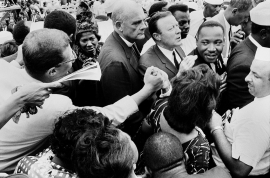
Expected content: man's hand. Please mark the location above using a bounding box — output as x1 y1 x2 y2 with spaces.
17 82 64 107
177 55 197 77
230 30 245 46
144 66 164 93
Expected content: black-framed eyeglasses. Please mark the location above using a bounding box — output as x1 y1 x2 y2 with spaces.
56 50 77 67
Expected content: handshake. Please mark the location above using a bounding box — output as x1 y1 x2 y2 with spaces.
143 66 170 95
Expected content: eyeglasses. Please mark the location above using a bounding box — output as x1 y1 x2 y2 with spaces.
56 50 77 67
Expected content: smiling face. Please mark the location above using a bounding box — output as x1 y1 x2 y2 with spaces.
245 60 270 98
196 26 224 63
79 31 99 57
173 10 190 39
155 15 182 50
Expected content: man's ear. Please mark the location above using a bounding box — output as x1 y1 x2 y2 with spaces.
115 21 123 32
69 33 75 42
144 166 152 176
47 67 57 77
153 32 161 41
260 29 268 40
232 8 238 15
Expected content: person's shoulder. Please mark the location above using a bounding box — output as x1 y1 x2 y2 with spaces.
227 40 255 69
188 167 231 178
42 94 73 113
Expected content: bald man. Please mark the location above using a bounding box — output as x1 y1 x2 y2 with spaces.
97 0 149 137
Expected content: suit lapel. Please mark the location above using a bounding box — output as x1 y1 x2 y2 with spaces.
112 32 139 73
175 46 186 61
154 45 177 75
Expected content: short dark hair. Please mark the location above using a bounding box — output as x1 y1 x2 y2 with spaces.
23 28 70 79
251 22 270 34
44 10 76 37
196 20 225 39
149 11 172 39
168 4 189 15
51 108 107 163
144 132 184 172
148 1 168 17
74 115 134 178
0 40 18 57
12 20 30 45
230 0 253 12
165 64 220 134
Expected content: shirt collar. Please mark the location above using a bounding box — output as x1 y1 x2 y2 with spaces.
119 36 133 47
157 45 174 60
249 35 262 48
223 13 230 32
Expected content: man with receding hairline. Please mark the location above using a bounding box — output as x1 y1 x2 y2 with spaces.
97 0 150 137
209 47 270 177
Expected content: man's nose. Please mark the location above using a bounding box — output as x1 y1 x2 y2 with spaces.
208 43 216 51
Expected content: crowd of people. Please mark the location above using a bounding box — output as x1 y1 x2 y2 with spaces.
0 0 269 178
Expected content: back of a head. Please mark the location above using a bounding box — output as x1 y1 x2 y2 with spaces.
12 20 31 45
229 0 253 12
166 64 220 134
23 28 70 79
74 115 134 178
0 40 18 57
168 4 189 15
144 132 184 172
44 10 76 37
148 1 168 17
51 108 108 162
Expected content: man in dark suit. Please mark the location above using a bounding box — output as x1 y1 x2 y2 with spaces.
226 4 270 110
139 11 193 80
97 0 148 137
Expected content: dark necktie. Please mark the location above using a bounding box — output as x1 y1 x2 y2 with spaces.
132 43 140 59
173 51 179 70
228 25 232 42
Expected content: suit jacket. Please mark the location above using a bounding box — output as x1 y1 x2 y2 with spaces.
97 31 148 137
190 48 226 75
190 48 227 115
226 37 256 109
210 10 230 58
139 44 186 80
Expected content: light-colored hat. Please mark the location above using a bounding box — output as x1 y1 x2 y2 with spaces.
204 0 223 5
254 47 270 62
250 1 270 26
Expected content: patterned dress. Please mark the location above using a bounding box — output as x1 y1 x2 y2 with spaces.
15 148 78 178
145 97 210 174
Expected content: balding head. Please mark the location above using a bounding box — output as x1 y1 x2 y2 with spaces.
144 132 184 172
23 28 70 81
111 0 147 42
